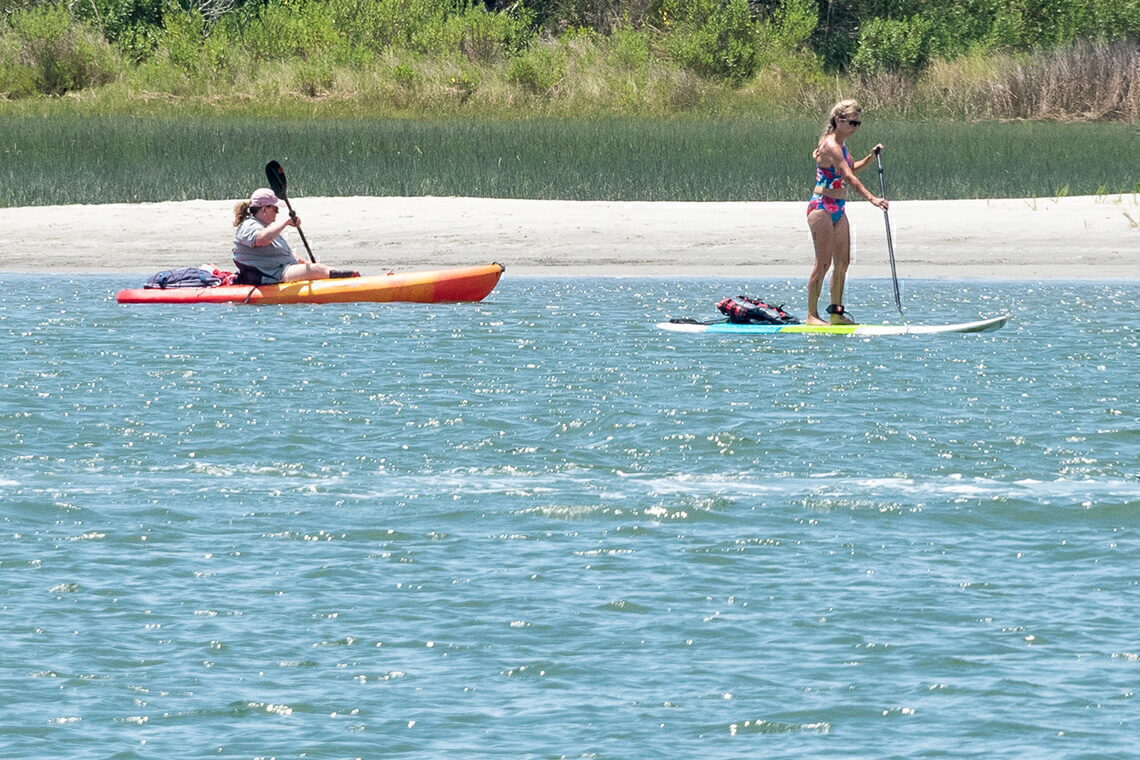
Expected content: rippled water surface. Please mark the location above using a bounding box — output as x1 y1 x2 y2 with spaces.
1 275 1137 759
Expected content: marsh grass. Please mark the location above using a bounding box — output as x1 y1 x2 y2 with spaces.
909 41 1140 122
104 38 1140 122
989 41 1140 121
1 115 1136 208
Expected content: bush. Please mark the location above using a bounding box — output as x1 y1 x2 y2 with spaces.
157 8 231 73
73 0 166 60
0 6 121 96
324 0 451 54
295 59 335 96
661 0 761 83
411 4 533 63
606 25 651 70
850 16 933 75
770 0 816 49
443 66 480 103
0 36 37 97
508 41 567 95
237 0 342 62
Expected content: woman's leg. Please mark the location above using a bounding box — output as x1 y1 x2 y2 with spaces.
827 215 855 324
807 209 836 325
281 262 333 282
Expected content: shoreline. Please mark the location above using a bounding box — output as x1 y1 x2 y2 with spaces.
1 195 1135 278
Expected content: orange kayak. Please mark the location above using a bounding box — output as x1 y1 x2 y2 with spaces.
117 263 504 305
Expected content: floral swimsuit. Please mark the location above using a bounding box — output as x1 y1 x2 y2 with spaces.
807 143 853 224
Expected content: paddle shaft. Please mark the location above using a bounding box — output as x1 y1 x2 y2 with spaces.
281 196 316 263
874 147 905 322
265 161 316 263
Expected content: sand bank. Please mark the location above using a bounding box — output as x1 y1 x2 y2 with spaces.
1 195 1135 278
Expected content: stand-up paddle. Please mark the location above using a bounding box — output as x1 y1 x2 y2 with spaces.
874 146 905 323
265 160 316 263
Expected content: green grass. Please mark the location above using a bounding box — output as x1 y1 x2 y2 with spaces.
1 114 1136 207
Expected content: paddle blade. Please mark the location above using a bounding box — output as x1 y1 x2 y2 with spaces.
265 160 287 198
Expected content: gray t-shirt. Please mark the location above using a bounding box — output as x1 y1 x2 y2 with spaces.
233 217 295 282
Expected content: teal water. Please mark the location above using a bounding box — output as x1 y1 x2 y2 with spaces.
1 275 1137 759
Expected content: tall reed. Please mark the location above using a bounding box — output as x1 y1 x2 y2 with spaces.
990 40 1140 121
0 115 1134 208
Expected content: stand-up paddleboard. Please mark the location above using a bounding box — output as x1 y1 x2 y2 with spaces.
657 315 1009 336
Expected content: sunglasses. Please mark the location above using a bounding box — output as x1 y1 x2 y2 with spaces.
841 118 862 127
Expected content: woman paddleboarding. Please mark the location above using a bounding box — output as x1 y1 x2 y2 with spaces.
806 99 889 325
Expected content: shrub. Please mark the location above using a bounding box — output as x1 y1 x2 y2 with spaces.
392 61 420 90
508 41 567 95
661 0 761 83
444 67 480 103
324 0 451 54
411 4 533 63
157 8 232 73
73 0 166 60
770 0 816 49
295 59 335 96
526 0 657 33
0 6 121 96
238 0 342 63
0 36 37 97
606 25 651 70
850 16 933 75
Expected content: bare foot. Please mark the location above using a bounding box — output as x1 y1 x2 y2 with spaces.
829 313 857 325
807 314 829 325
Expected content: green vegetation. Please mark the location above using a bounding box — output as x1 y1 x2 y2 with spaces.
0 0 1137 120
1 2 1136 208
1 114 1135 207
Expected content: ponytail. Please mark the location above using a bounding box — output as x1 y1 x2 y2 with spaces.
233 201 252 227
820 98 862 141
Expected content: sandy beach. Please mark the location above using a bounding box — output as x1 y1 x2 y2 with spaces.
1 195 1135 278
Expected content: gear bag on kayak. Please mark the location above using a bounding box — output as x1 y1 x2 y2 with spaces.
144 267 223 289
716 295 800 324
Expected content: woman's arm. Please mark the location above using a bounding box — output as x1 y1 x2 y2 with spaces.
252 214 299 246
835 147 888 210
851 143 885 173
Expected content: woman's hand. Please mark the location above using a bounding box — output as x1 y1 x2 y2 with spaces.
871 195 889 211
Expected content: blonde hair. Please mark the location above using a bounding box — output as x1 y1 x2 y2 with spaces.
233 200 253 227
821 99 863 139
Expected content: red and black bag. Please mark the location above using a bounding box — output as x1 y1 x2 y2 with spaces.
716 295 799 324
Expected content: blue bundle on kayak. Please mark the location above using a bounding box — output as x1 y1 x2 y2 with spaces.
144 267 222 289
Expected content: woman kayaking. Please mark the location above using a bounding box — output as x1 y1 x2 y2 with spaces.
232 188 357 285
806 99 889 325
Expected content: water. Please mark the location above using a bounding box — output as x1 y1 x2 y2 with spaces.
1 275 1137 759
